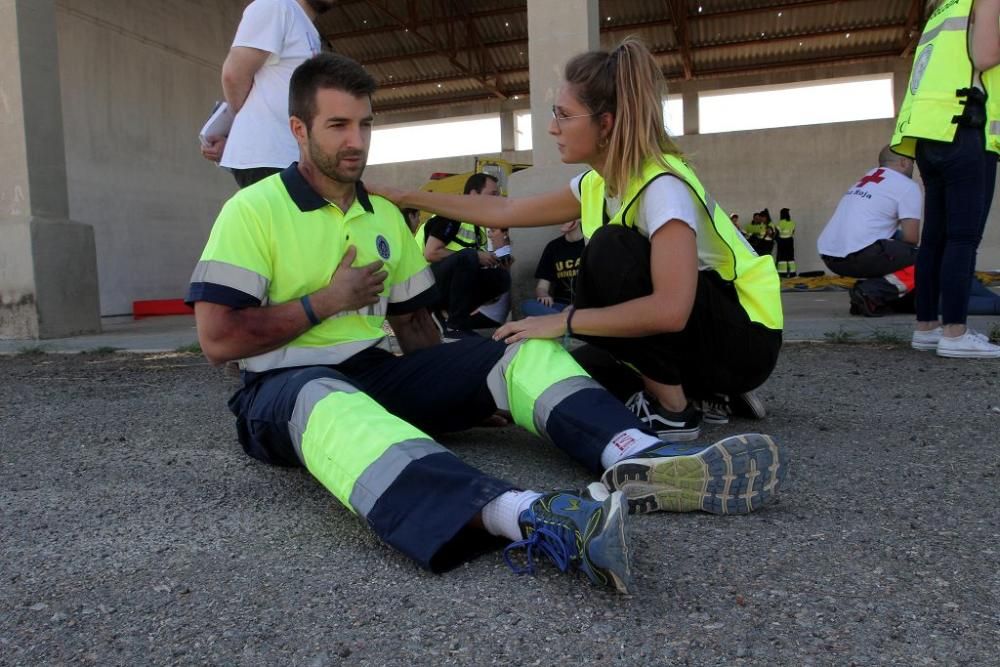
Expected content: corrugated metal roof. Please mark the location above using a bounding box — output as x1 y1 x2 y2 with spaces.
318 0 920 116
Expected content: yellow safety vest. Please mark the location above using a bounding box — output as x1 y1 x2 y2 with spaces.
578 156 783 331
445 221 487 253
777 219 796 239
891 0 1000 156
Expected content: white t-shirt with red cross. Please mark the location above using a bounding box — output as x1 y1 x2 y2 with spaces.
817 166 923 258
221 0 321 170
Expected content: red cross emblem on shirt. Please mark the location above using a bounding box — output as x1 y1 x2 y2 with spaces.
856 168 886 188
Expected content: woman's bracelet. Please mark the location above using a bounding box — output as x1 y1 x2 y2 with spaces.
565 305 577 337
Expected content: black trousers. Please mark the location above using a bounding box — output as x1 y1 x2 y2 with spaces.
570 226 782 401
821 239 917 278
231 166 282 189
776 237 795 263
749 237 774 257
429 248 510 329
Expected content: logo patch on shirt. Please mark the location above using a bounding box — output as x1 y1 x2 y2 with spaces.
375 235 391 260
910 44 933 95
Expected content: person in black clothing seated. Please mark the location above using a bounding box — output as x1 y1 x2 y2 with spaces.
401 207 421 235
422 173 511 334
521 219 585 317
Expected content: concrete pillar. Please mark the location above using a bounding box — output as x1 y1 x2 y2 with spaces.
893 60 912 115
0 0 100 339
499 109 516 161
506 0 599 314
682 88 699 135
525 0 599 167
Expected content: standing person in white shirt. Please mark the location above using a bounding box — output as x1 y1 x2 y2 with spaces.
200 0 333 188
817 146 923 316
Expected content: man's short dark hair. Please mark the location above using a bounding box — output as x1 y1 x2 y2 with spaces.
289 53 377 128
463 173 499 195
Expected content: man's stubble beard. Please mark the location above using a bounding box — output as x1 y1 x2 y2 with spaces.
307 134 367 184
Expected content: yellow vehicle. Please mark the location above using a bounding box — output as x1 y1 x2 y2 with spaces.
414 158 531 228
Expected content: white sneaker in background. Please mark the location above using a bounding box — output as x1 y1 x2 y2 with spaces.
936 329 1000 359
911 327 942 351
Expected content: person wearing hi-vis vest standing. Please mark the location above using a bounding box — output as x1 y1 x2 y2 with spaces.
369 38 784 450
892 0 1000 358
775 208 797 277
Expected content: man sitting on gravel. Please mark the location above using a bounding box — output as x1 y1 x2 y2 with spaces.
186 52 788 595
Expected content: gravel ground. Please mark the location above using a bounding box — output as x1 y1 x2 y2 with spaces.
2 344 998 666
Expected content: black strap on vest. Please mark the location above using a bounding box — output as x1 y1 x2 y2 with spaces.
614 173 675 229
584 169 675 229
953 87 986 128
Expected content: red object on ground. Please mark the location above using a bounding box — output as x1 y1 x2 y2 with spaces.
132 299 193 319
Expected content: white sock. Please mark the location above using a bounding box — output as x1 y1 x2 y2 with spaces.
482 490 542 542
600 428 661 469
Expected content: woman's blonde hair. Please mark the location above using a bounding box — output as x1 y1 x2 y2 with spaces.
563 37 681 197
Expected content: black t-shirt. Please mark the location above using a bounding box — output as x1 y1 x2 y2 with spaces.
423 216 486 250
535 236 584 304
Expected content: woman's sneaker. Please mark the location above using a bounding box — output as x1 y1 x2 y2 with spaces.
911 327 942 351
936 329 1000 358
624 391 702 441
694 390 766 424
731 390 767 420
503 489 633 594
695 395 731 424
601 433 787 515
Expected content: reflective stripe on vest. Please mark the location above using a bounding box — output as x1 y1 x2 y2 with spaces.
240 335 391 373
579 156 783 331
891 0 1000 156
445 222 486 252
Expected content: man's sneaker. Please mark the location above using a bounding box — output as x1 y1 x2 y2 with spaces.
503 489 633 594
601 433 787 515
624 391 702 441
936 329 1000 359
441 327 481 343
911 327 942 351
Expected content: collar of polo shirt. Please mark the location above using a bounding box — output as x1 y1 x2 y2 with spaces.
279 162 375 215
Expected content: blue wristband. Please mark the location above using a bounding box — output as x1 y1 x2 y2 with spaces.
300 295 321 326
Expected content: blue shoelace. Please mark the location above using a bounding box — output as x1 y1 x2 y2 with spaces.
502 524 571 575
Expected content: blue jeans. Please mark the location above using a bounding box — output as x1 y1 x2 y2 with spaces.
915 125 998 324
968 277 1000 315
520 299 570 317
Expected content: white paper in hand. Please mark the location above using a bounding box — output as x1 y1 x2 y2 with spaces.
199 101 235 147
